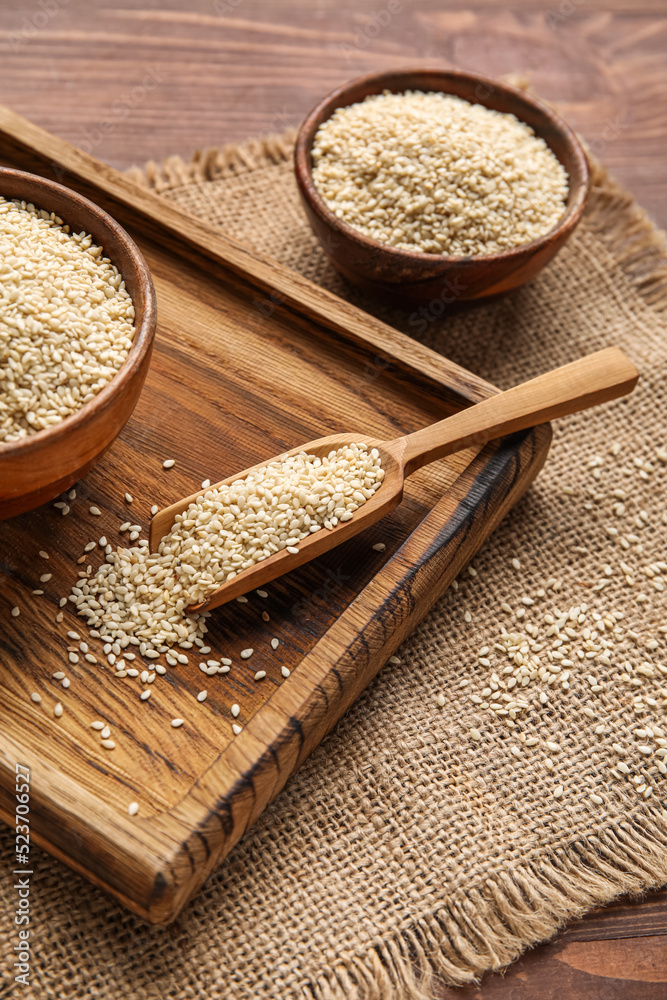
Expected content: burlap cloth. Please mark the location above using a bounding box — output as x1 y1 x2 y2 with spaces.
2 117 667 999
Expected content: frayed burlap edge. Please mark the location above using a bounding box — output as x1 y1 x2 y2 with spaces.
304 815 667 998
124 135 667 996
125 127 298 193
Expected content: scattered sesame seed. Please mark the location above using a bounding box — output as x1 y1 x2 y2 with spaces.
197 691 207 702
101 740 115 750
201 479 211 489
286 545 299 554
389 655 401 665
54 702 63 718
140 690 151 701
163 459 175 469
231 704 240 718
11 606 20 617
271 638 279 650
372 542 386 552
128 802 139 816
436 693 445 707
281 666 290 678
30 692 41 703
124 493 133 503
171 718 184 728
150 505 159 515
89 506 101 516
232 723 242 735
240 648 254 659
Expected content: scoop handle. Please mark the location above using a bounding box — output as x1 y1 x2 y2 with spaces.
400 347 639 476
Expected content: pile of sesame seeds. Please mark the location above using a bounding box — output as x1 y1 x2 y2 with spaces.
311 90 568 257
438 442 667 815
69 443 383 655
0 196 135 442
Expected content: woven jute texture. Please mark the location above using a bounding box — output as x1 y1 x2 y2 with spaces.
3 124 667 1000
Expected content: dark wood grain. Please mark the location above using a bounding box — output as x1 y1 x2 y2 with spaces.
0 0 664 987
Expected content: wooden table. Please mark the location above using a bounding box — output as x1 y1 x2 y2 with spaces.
1 1 665 994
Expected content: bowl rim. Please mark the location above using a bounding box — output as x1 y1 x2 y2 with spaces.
0 166 156 457
294 67 591 266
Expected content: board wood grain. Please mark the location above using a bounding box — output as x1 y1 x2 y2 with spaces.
0 106 551 922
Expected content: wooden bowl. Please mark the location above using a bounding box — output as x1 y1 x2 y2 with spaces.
294 69 591 307
0 167 157 518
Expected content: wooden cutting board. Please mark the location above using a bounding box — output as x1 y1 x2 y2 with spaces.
0 106 551 923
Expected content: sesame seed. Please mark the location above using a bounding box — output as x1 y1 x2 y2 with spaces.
372 542 386 552
30 692 41 703
171 718 184 728
389 655 401 665
469 727 482 741
128 802 139 816
124 493 133 503
100 726 111 739
511 558 521 570
590 793 603 805
163 459 175 469
553 785 564 798
232 723 242 735
240 648 254 659
257 590 268 598
236 595 248 603
61 678 70 688
11 606 20 617
281 666 290 678
39 551 49 560
197 691 207 702
140 690 151 701
91 721 105 730
271 638 279 650
89 506 101 516
254 670 266 680
201 480 211 489
231 704 240 718
286 545 299 554
436 693 445 707
101 740 115 750
54 702 63 718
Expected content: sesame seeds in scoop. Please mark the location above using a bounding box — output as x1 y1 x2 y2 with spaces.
70 443 383 656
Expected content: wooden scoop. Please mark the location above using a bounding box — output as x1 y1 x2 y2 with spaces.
150 347 638 613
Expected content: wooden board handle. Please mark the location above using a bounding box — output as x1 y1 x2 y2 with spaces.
401 347 639 476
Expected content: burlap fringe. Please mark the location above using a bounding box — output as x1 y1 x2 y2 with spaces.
125 127 297 193
126 115 667 999
302 815 667 999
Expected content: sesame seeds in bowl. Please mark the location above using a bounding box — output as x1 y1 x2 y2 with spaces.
294 69 590 306
0 167 156 519
0 196 136 443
